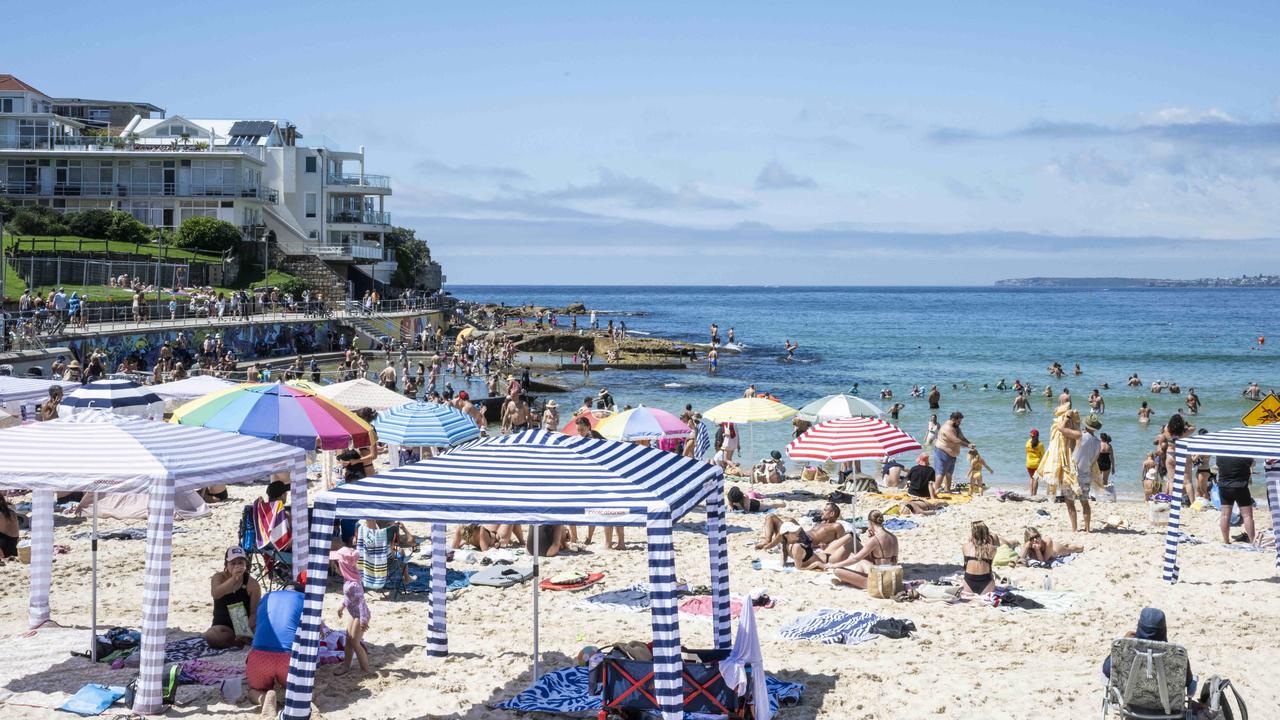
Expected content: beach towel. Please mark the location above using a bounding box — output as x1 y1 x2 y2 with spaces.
579 584 651 613
178 659 246 686
540 572 604 591
679 595 744 619
882 518 918 532
864 491 972 505
253 498 291 552
493 666 804 716
401 565 475 594
995 589 1076 615
777 609 881 645
357 525 393 590
1026 553 1079 569
71 527 188 541
752 557 797 573
162 636 236 664
59 684 125 716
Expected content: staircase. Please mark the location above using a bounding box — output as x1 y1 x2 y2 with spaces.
345 308 403 347
277 253 349 304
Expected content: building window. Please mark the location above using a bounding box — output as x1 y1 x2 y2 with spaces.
304 156 317 173
305 193 317 218
308 230 318 239
0 98 13 113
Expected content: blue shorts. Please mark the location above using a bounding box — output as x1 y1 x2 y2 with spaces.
932 448 957 476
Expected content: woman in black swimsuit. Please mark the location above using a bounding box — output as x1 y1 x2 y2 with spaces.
961 521 1001 595
726 486 785 514
205 547 261 649
778 522 827 570
826 510 900 589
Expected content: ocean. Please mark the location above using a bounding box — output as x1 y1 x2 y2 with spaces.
447 285 1279 496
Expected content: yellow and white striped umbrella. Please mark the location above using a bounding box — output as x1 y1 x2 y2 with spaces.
702 396 797 424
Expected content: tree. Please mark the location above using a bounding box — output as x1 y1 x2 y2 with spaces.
0 198 15 225
385 225 430 288
9 206 68 236
175 216 241 253
106 210 150 245
66 209 115 239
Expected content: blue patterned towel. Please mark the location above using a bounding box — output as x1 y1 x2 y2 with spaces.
883 518 918 531
1027 552 1079 569
494 666 804 715
578 584 651 613
777 609 881 645
402 565 475 594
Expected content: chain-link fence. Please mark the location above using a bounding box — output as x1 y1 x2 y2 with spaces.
12 256 196 289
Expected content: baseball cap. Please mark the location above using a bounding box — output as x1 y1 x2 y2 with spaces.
225 546 247 562
1030 428 1039 437
458 390 469 400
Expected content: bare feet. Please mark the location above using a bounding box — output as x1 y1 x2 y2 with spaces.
333 665 351 676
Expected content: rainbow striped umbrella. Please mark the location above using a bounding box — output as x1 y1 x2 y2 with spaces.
170 382 374 450
595 407 693 441
786 416 922 462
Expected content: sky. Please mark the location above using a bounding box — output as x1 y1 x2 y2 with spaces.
8 2 1280 284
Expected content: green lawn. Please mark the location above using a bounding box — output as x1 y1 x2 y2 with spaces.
2 233 224 262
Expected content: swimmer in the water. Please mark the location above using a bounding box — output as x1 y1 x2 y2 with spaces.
1012 394 1031 413
784 340 797 361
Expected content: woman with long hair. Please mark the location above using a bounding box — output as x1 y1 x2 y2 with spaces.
825 510 899 589
961 521 1002 596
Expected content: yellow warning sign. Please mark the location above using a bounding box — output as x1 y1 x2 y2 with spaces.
1242 393 1280 426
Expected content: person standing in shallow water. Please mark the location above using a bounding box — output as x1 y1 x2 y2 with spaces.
927 385 940 410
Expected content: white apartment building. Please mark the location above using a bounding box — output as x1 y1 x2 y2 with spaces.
1 75 406 290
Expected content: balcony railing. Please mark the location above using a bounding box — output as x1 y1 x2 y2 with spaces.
0 180 273 200
0 134 265 160
325 172 391 189
308 240 384 260
326 210 390 225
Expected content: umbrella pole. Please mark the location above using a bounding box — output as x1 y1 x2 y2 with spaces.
90 493 98 662
532 525 540 681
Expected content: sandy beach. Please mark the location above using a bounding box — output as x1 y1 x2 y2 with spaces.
2 472 1275 720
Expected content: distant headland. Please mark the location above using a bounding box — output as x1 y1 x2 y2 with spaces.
994 274 1280 288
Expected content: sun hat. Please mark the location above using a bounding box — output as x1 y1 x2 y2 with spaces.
225 547 247 562
1085 414 1103 430
546 400 558 408
770 450 782 460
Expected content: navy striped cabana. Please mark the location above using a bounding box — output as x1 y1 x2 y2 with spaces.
1163 424 1280 583
282 429 730 720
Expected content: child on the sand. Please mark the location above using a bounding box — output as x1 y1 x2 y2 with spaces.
966 447 994 496
331 536 370 675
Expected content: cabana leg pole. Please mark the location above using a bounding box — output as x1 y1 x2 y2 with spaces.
132 480 176 714
706 477 732 649
1266 460 1280 571
1160 447 1189 584
426 523 448 656
90 495 98 662
532 524 540 681
646 510 682 720
28 490 54 629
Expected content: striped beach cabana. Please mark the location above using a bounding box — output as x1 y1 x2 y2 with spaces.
0 375 78 415
0 410 309 714
283 429 729 720
1162 424 1280 583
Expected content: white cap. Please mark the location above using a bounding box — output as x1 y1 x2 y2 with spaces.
778 521 803 535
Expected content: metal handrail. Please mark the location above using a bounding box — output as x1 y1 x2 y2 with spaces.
326 210 391 225
0 134 266 159
0 180 268 199
325 173 391 189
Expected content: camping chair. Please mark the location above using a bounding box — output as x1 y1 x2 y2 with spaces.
358 523 420 600
238 503 294 592
1101 638 1192 720
591 648 754 720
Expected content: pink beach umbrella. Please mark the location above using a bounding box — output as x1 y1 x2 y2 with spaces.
786 416 922 462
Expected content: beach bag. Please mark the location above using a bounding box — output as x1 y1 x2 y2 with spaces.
1194 676 1247 720
867 565 904 599
828 490 854 504
60 684 126 716
869 618 915 639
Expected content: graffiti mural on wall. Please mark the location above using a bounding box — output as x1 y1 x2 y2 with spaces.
67 320 344 370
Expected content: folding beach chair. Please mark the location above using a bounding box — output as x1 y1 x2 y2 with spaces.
1101 638 1192 720
238 503 293 592
358 523 419 600
591 648 754 720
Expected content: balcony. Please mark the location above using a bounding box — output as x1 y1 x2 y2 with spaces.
0 134 265 161
327 210 390 225
0 180 273 200
308 239 383 261
325 172 391 190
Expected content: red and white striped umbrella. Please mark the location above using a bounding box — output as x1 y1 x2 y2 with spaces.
785 416 922 462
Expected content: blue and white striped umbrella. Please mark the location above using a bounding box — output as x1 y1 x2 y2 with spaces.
372 401 481 447
58 377 164 419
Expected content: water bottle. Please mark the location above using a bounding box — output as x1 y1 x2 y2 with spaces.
1042 574 1053 591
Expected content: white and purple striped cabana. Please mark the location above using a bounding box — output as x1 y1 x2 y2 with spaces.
0 375 78 415
283 429 729 720
1163 424 1280 583
0 410 309 715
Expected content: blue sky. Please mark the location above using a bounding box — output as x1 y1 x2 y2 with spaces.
8 2 1280 283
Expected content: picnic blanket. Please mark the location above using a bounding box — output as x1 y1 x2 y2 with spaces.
493 666 804 715
402 566 475 594
777 609 881 645
163 636 236 664
679 595 744 619
579 584 651 613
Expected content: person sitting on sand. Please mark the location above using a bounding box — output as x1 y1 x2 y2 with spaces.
242 575 305 716
726 485 785 513
825 510 899 589
755 503 846 551
960 521 1009 596
206 547 261 649
452 523 523 551
753 450 786 483
776 521 831 570
526 524 573 556
905 452 938 500
1020 526 1083 565
331 535 370 676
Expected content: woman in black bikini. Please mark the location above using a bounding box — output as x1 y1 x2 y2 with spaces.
777 521 828 570
825 510 899 589
961 521 1002 596
726 486 785 514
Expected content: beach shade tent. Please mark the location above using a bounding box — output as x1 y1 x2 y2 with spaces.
1162 424 1280 583
595 406 694 442
372 401 482 467
285 379 324 394
785 416 923 462
703 396 798 464
317 377 413 413
149 374 237 411
58 377 165 419
795 393 883 423
170 381 374 451
0 376 78 415
281 429 730 720
0 410 309 714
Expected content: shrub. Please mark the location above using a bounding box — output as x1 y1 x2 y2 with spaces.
176 216 241 253
0 198 15 224
65 209 115 239
277 276 311 297
106 211 151 245
9 206 68 236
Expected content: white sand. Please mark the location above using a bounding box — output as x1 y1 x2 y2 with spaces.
1 478 1275 719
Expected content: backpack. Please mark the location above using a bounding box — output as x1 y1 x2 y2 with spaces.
1194 676 1247 720
869 618 916 639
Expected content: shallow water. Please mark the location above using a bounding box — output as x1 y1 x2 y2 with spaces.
450 285 1279 494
